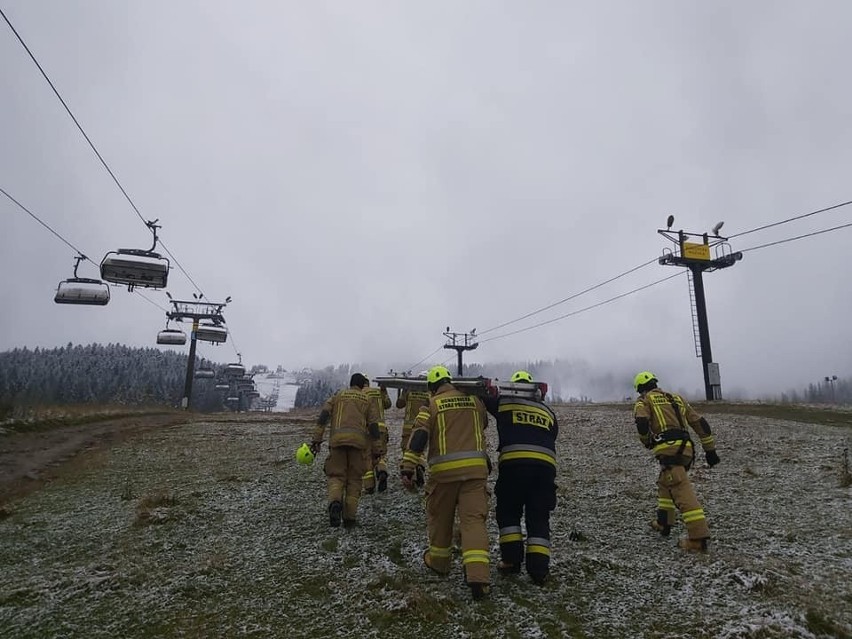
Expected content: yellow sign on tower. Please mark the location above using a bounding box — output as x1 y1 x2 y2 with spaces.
682 242 711 261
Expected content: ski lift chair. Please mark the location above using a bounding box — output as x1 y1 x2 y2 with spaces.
157 327 187 345
195 323 228 344
195 369 215 379
54 256 110 306
215 383 230 391
225 363 245 377
100 220 170 290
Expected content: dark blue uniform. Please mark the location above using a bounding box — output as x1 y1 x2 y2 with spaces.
484 395 558 583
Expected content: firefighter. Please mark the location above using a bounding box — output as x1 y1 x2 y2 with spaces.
362 378 392 494
483 370 558 586
401 365 492 600
396 383 431 486
633 371 720 551
311 373 380 528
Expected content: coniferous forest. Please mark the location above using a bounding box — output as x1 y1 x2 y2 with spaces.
1 345 848 414
0 343 224 414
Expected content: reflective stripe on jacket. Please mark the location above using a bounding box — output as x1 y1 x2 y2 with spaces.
633 388 711 462
402 383 489 483
396 389 431 425
484 396 557 470
312 387 379 450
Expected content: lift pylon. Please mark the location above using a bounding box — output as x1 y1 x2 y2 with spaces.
658 217 742 400
165 297 230 409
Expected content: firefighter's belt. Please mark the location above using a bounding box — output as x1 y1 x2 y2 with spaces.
651 429 690 444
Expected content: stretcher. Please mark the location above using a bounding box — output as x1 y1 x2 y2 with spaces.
372 376 548 400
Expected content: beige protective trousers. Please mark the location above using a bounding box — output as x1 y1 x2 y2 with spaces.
425 478 490 585
400 424 413 454
657 464 710 539
362 430 388 492
325 446 367 520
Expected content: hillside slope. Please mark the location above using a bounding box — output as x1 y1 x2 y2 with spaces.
0 407 849 638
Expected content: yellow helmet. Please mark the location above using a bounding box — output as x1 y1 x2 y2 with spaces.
426 365 452 385
634 371 657 392
295 443 315 465
510 370 533 383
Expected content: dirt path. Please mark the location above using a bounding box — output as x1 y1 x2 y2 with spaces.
0 413 191 507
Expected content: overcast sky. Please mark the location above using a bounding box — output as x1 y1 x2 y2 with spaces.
2 1 851 399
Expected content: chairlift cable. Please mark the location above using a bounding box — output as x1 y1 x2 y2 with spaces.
477 257 659 336
473 198 851 347
226 328 240 358
158 240 206 298
739 221 852 253
405 345 445 374
728 199 852 239
1 7 207 298
133 291 169 312
477 218 852 347
2 185 168 311
1 186 90 261
2 9 243 344
1 8 148 229
479 272 685 345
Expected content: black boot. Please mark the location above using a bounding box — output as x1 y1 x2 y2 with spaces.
469 583 490 601
328 501 342 528
415 465 425 488
377 470 388 493
529 571 549 586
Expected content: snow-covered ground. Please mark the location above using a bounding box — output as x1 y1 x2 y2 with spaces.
0 407 849 638
252 374 299 412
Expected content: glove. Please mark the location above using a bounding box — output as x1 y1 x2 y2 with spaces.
309 441 322 455
401 469 414 490
705 450 720 467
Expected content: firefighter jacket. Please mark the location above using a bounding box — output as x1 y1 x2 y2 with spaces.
483 396 558 472
364 387 392 433
402 383 489 483
396 389 431 426
633 388 715 464
312 386 380 451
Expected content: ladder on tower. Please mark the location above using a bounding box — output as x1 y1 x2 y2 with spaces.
687 270 702 358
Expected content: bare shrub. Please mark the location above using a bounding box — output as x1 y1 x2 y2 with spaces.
134 489 177 526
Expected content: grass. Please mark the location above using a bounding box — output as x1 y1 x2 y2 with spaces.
2 407 179 433
0 406 850 638
806 609 852 639
695 402 852 428
133 488 178 526
586 400 852 428
320 536 339 552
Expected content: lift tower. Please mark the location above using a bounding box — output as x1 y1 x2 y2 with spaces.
443 328 478 376
658 219 742 401
166 297 229 409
